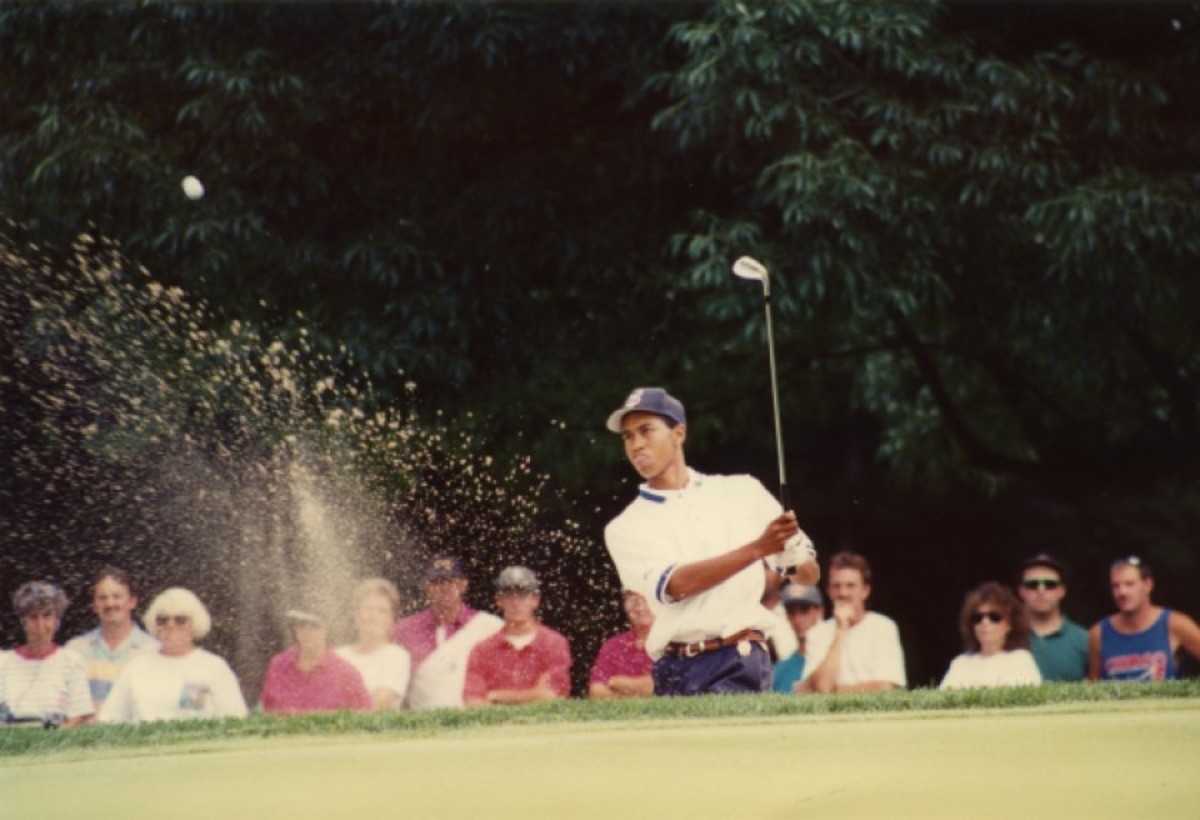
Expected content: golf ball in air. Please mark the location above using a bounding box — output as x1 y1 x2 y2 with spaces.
181 175 205 200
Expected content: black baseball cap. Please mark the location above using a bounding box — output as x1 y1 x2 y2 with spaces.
1020 553 1066 580
606 387 686 433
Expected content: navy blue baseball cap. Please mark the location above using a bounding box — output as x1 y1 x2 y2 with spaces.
606 387 687 433
426 555 467 581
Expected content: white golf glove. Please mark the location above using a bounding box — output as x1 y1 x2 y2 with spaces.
774 531 817 576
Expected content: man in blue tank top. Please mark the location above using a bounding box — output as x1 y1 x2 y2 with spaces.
1088 556 1200 681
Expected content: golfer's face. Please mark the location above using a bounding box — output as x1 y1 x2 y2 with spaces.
620 413 683 483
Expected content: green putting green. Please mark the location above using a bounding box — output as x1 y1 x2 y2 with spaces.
3 700 1197 818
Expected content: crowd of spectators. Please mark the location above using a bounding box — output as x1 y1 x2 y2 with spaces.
3 548 1199 729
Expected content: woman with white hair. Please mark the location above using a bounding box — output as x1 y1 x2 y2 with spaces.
0 581 93 728
99 587 248 723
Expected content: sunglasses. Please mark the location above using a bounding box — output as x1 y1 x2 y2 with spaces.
970 611 1005 625
156 614 191 627
1021 579 1062 591
1111 555 1142 569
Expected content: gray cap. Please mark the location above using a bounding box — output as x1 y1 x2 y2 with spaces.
495 565 540 592
781 584 822 608
285 608 324 625
605 387 686 433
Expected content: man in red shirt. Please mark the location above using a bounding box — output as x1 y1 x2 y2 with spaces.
463 567 571 706
588 590 654 699
393 555 502 709
261 609 371 714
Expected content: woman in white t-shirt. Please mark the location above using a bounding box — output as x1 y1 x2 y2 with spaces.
940 581 1041 690
99 587 247 723
336 578 411 710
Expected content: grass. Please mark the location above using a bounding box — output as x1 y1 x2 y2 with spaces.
4 678 1198 759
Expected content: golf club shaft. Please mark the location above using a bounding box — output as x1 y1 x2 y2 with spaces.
763 292 790 511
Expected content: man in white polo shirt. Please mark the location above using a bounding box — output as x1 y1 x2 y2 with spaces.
799 551 906 693
603 386 819 696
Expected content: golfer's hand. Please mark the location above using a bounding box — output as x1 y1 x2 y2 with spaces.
758 511 800 558
777 530 817 570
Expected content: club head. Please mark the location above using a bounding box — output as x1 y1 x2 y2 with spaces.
732 256 769 295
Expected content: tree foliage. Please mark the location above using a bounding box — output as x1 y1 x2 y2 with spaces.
3 1 1200 684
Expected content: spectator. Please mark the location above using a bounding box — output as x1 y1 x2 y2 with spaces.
799 552 906 694
940 582 1041 690
336 578 411 710
463 566 571 706
772 583 825 694
394 555 501 709
588 590 654 700
64 565 160 712
98 587 248 723
603 387 818 696
0 581 92 728
261 608 371 714
1089 556 1200 681
1017 553 1088 682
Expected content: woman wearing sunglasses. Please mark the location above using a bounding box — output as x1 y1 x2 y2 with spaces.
99 587 247 723
940 582 1042 690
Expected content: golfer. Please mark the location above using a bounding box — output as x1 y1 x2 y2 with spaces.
603 387 818 695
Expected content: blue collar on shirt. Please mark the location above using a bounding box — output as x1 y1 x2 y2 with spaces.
638 470 703 503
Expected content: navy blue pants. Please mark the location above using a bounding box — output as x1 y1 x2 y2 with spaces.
653 642 771 696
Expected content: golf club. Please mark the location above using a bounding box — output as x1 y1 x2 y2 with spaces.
732 255 790 511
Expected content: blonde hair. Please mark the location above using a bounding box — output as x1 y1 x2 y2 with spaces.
353 578 400 618
144 587 213 640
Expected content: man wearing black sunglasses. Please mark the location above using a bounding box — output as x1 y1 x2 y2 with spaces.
1017 553 1088 682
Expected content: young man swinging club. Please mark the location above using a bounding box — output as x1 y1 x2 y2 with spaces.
603 387 819 695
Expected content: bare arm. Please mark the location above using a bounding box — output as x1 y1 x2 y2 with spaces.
1087 622 1102 681
806 624 845 694
588 681 615 700
1169 611 1200 664
369 688 400 710
481 672 564 706
606 675 654 697
666 512 798 601
831 680 899 694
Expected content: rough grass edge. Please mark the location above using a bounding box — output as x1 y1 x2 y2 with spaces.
4 679 1199 760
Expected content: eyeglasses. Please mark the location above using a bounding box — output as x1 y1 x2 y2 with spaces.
156 614 190 627
1021 579 1062 591
970 611 1005 624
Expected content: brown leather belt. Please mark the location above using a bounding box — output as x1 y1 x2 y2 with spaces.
662 629 766 659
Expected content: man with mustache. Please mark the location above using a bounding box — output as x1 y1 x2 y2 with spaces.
65 565 160 712
1089 556 1200 681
